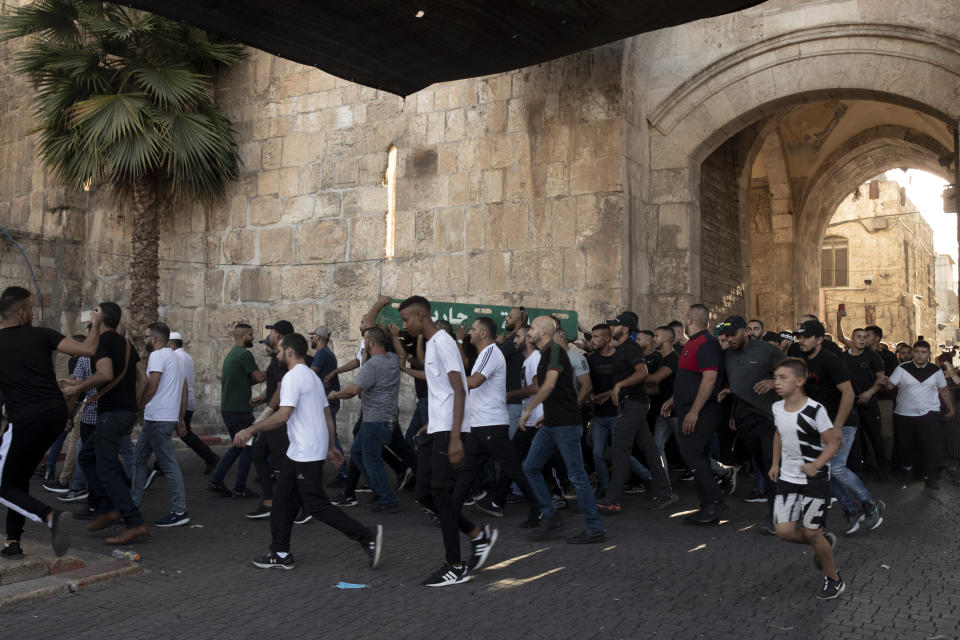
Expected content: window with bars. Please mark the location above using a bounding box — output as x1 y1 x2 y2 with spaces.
821 235 849 287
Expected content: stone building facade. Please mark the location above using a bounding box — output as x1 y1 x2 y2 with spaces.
3 0 960 426
820 180 937 344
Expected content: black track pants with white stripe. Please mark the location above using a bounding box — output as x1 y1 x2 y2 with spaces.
0 405 67 541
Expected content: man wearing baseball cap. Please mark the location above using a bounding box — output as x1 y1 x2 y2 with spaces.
794 319 884 535
168 332 219 473
309 327 348 484
718 315 783 527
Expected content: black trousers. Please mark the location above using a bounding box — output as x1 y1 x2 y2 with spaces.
493 425 536 501
609 398 671 502
269 457 370 554
1 405 66 541
415 432 476 565
179 410 218 465
893 411 941 483
453 426 537 517
252 426 289 501
854 403 888 473
734 412 775 516
676 402 724 506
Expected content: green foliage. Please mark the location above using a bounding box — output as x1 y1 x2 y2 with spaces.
1 0 245 202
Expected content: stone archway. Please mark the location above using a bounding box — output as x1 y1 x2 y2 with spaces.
633 21 960 322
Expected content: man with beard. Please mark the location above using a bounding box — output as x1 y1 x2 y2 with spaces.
208 324 266 497
234 333 383 571
498 307 530 438
0 287 101 559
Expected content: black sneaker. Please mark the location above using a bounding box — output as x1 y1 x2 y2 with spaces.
816 573 845 599
364 525 383 568
623 483 647 495
246 504 272 519
294 508 312 524
862 501 883 531
369 502 399 514
252 551 295 570
521 511 542 528
154 512 190 527
463 489 486 507
528 512 563 541
505 492 526 504
742 489 767 503
474 496 505 518
842 508 863 535
49 510 72 557
203 454 221 476
814 531 838 569
469 525 499 570
42 479 71 494
72 506 98 520
327 475 347 489
207 481 233 497
760 517 775 535
1 541 24 559
650 493 679 511
233 487 259 499
422 561 470 587
679 470 695 481
718 465 739 496
685 501 728 525
330 493 358 507
57 488 89 503
566 529 606 544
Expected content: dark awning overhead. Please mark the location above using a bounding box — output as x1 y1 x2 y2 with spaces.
113 1 766 97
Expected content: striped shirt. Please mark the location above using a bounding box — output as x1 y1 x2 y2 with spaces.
469 343 509 427
71 357 98 424
773 397 833 484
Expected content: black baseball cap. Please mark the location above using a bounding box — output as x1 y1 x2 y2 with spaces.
266 320 294 336
762 331 782 343
716 315 747 335
794 320 825 338
606 312 638 331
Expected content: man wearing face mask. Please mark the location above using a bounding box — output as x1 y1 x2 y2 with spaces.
208 323 266 497
0 286 102 559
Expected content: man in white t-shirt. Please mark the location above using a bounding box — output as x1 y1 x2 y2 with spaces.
234 333 383 571
399 296 497 588
132 322 190 527
168 332 219 473
884 339 955 489
457 317 538 526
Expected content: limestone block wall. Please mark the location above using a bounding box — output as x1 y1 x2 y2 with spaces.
151 45 627 425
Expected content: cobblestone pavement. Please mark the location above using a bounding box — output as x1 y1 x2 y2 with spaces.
3 447 960 640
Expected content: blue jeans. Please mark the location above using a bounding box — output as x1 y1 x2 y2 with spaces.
591 416 617 492
830 425 874 512
405 396 430 447
45 431 67 472
213 411 254 490
132 420 187 514
523 425 603 531
507 403 523 439
352 421 397 505
89 411 143 527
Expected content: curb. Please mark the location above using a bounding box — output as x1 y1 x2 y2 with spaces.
0 559 141 609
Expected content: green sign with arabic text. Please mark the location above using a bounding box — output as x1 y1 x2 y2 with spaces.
376 299 578 337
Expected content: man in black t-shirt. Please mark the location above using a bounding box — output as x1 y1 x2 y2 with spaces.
842 328 888 479
648 326 681 491
64 302 148 545
520 317 604 544
0 286 102 559
598 315 674 514
587 324 618 498
794 320 884 535
498 307 528 438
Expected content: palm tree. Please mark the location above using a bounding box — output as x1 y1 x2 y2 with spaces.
1 0 244 339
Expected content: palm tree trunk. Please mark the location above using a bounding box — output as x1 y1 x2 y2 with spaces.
129 179 160 345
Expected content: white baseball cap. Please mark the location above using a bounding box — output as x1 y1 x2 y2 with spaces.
169 332 183 341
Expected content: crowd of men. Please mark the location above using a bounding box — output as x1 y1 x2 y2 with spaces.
0 285 956 599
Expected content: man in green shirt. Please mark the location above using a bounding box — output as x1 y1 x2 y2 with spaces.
209 323 266 497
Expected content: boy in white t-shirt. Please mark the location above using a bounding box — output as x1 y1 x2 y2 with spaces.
234 333 383 571
769 358 844 600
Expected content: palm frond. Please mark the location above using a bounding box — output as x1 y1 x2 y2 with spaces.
69 93 148 144
0 0 81 44
128 63 212 110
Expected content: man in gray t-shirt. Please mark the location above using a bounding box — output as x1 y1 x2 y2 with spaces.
717 315 783 521
328 327 401 510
